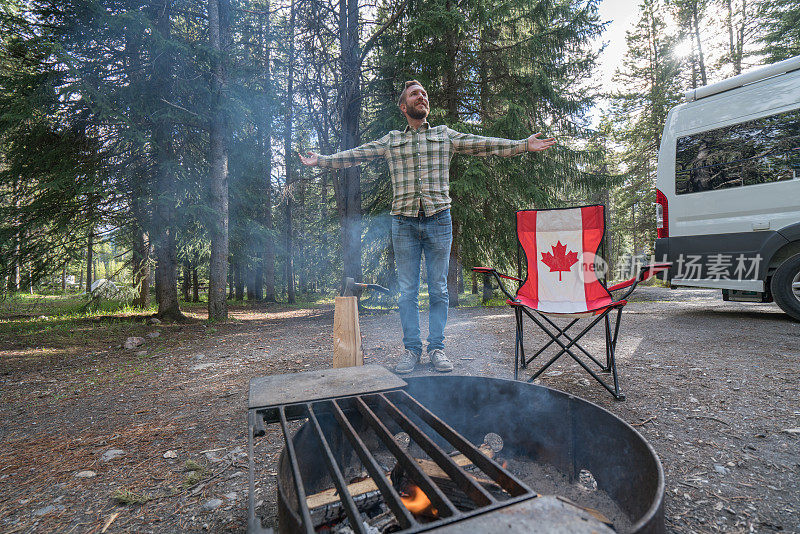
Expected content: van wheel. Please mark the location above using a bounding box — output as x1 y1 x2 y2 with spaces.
771 253 800 321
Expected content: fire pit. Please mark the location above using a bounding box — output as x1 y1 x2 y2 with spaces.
247 367 664 533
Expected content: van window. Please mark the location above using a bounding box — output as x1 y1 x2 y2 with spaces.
675 107 800 194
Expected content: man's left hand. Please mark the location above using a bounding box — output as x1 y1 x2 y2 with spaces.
527 132 556 152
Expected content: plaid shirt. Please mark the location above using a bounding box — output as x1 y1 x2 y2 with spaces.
317 122 528 217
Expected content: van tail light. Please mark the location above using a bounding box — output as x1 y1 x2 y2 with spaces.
655 188 668 238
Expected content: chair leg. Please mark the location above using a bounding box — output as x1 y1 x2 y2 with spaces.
522 307 607 370
521 306 627 401
607 308 625 400
603 314 611 372
525 317 579 367
610 307 623 355
518 322 525 371
514 308 523 379
535 313 601 369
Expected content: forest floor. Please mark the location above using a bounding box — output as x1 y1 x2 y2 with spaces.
1 287 798 533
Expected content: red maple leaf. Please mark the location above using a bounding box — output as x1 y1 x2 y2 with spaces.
540 241 579 281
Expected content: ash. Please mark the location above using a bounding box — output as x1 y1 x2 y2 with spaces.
504 457 634 533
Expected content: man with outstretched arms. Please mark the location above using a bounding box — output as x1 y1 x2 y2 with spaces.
300 80 555 374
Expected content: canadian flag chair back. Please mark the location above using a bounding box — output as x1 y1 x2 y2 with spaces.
516 205 613 314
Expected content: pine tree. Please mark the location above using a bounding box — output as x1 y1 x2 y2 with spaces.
610 0 683 259
370 0 610 284
759 0 800 62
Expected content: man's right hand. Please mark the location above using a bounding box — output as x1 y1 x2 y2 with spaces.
299 151 319 166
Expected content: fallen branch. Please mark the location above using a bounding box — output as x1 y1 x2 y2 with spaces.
632 416 656 427
687 415 730 426
101 512 120 533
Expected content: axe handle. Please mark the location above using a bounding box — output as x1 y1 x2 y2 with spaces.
355 283 390 294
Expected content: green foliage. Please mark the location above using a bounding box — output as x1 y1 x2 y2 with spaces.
2 0 794 311
759 0 800 61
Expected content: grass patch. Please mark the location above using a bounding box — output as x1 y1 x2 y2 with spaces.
181 459 209 489
0 293 159 361
0 292 156 318
111 488 152 505
184 459 205 472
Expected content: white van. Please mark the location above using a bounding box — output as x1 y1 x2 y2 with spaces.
654 56 800 320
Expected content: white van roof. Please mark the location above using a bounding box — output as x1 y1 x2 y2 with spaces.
685 55 800 103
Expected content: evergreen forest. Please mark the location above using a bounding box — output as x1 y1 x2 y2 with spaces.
1 0 798 318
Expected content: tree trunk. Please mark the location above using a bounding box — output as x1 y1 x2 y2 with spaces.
690 3 707 86
297 182 307 295
85 229 94 293
235 262 244 300
724 0 745 75
260 10 276 303
248 265 258 300
263 208 276 301
444 0 461 307
471 271 477 294
254 267 263 300
482 273 493 303
124 12 151 309
725 0 737 73
182 259 191 301
7 178 20 293
151 0 183 320
283 0 297 304
285 197 296 303
336 0 363 287
7 195 19 293
192 256 199 302
8 255 19 292
132 225 150 308
735 0 745 76
207 0 230 321
62 262 67 293
447 219 460 307
689 34 698 89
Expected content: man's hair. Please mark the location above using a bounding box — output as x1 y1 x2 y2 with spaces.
398 80 424 107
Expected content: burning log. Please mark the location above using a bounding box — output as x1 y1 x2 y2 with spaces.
305 444 496 510
306 475 388 509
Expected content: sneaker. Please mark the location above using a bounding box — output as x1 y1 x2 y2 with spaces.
429 349 453 372
394 349 421 374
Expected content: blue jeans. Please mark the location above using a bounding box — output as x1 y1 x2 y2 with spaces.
392 209 452 355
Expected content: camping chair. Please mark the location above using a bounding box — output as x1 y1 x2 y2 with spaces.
473 205 670 401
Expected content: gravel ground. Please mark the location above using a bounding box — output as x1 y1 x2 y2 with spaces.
0 287 798 533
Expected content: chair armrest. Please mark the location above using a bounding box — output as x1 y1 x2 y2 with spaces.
607 279 635 292
472 267 522 282
471 266 519 300
638 262 672 282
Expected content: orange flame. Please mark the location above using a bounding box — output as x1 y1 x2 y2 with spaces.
502 461 508 469
400 484 435 516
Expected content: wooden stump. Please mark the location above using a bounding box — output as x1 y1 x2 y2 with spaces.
333 296 363 368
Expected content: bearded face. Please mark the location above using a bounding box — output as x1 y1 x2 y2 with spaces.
402 84 429 121
406 104 428 120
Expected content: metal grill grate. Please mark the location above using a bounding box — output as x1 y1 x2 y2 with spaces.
246 366 536 534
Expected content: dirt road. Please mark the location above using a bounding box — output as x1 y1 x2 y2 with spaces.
1 288 797 532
